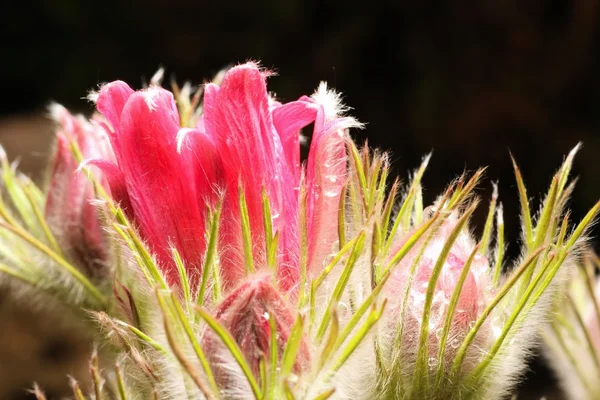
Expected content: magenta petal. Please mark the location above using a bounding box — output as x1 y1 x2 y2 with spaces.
177 127 220 209
272 97 318 186
203 63 298 288
81 158 132 214
96 81 134 130
116 88 206 285
305 109 350 273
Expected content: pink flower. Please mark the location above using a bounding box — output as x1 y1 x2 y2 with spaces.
45 105 115 275
93 63 360 292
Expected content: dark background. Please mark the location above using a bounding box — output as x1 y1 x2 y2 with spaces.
3 0 600 398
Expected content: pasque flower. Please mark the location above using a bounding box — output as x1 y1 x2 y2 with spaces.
89 63 359 388
45 104 115 275
93 62 360 293
0 61 595 400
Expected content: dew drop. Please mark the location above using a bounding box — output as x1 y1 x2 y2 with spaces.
338 302 349 314
322 254 336 267
428 357 438 368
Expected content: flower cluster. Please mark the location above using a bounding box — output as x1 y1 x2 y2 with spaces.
0 62 596 400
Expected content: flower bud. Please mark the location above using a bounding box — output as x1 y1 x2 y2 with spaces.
544 257 600 400
383 212 492 378
45 105 114 275
205 277 309 385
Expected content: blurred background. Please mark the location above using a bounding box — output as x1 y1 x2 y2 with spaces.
2 0 600 398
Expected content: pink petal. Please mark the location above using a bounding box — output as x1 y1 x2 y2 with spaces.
272 96 318 186
203 63 298 289
80 158 132 214
96 81 134 130
177 127 220 210
305 109 351 274
115 87 206 285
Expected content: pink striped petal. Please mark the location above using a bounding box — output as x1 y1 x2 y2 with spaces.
272 96 318 186
105 86 206 285
177 127 221 209
305 110 352 274
96 81 134 131
203 63 298 289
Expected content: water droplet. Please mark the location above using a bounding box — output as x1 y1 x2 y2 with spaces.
428 357 438 368
338 302 349 314
450 338 461 349
287 373 299 384
491 317 503 338
322 254 336 267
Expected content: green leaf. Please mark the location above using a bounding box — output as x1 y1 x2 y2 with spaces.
281 314 305 378
316 230 366 341
511 154 533 249
412 203 477 393
239 186 255 276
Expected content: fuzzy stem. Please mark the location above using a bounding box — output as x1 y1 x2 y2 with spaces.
115 363 129 400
